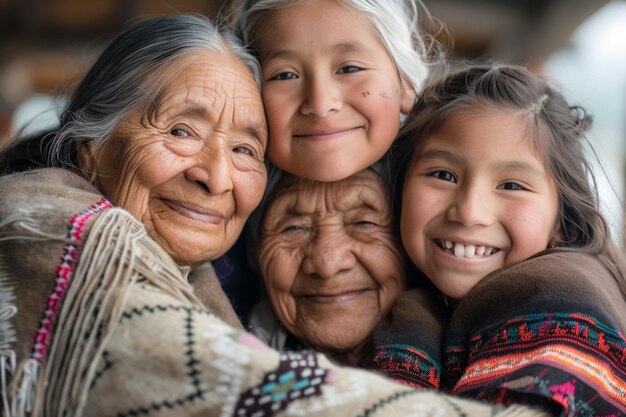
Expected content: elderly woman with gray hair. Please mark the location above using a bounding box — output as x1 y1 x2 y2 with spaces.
0 14 549 417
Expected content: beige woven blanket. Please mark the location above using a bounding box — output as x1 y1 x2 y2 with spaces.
0 168 549 417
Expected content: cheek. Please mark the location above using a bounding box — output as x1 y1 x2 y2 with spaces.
95 138 180 205
372 97 402 127
361 239 405 312
122 160 185 220
260 242 301 327
400 178 435 236
259 240 300 293
135 152 185 187
262 92 288 130
401 190 426 237
505 204 557 258
233 169 267 217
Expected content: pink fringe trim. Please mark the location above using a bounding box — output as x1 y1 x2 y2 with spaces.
31 198 112 361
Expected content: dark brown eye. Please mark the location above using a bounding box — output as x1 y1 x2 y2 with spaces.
497 182 526 191
171 127 191 137
233 146 254 156
337 65 362 74
270 71 298 81
430 170 457 183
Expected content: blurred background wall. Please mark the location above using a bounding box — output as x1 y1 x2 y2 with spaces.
0 0 624 243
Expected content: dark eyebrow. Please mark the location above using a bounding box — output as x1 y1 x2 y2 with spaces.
494 160 545 177
262 48 297 62
420 149 545 177
417 149 463 165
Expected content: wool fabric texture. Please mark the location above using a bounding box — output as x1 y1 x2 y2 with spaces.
372 252 626 415
0 168 550 417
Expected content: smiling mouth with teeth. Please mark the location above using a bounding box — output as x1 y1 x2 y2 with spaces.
437 239 500 258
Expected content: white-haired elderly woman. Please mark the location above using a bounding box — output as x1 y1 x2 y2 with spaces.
0 14 548 417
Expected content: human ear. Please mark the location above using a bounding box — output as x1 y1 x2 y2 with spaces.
400 78 417 114
76 140 98 183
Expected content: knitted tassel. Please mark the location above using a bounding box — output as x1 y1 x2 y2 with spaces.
40 208 200 416
40 208 139 415
10 359 39 417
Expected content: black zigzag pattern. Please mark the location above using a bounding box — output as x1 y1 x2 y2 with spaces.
184 308 203 396
356 390 422 417
113 305 215 416
120 304 209 322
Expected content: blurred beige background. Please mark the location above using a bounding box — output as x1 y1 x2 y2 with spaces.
0 0 624 243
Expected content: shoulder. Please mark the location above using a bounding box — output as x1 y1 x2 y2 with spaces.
452 251 626 333
482 251 615 298
445 251 626 413
0 168 103 221
0 167 96 195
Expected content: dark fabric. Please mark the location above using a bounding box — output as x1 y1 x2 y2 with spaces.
371 251 626 415
213 231 261 324
370 288 448 390
445 251 626 415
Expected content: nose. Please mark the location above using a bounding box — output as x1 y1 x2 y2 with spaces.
184 146 233 195
299 75 342 117
446 186 494 227
301 228 357 279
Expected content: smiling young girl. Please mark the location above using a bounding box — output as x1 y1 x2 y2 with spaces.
235 0 438 181
374 64 626 414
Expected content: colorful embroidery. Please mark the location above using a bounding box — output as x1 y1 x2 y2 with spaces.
446 313 626 414
373 343 441 390
31 198 112 361
234 350 328 416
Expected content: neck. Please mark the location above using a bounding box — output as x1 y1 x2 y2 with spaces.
321 338 372 367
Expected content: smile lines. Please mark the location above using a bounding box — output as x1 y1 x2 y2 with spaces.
161 198 226 224
294 127 359 140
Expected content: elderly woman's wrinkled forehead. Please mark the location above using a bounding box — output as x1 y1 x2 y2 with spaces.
138 52 265 135
266 169 391 219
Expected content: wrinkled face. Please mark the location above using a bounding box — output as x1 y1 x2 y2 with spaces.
259 169 405 356
255 0 415 181
81 51 267 265
401 109 559 299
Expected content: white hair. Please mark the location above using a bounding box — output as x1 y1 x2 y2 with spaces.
235 0 437 99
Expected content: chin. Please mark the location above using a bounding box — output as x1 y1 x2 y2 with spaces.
172 247 223 266
309 332 363 353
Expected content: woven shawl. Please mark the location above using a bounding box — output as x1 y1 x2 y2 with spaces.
0 168 550 417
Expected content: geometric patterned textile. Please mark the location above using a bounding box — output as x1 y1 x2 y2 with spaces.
446 313 626 416
1 168 551 417
234 350 327 416
85 282 546 417
372 343 441 390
